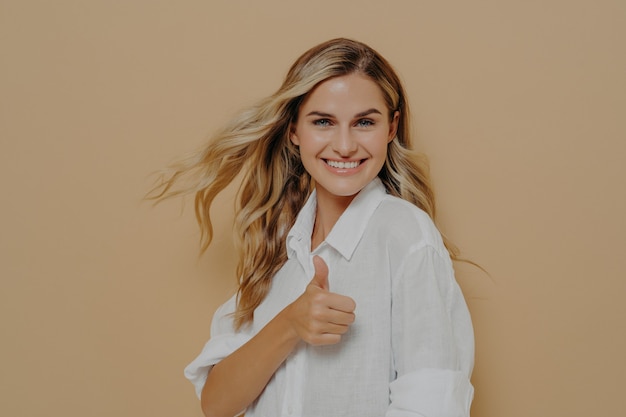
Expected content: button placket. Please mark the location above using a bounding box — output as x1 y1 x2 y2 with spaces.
281 344 305 417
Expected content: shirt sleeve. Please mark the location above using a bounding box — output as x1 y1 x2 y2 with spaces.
386 244 475 417
183 295 252 399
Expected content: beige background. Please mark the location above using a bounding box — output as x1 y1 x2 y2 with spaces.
1 1 625 416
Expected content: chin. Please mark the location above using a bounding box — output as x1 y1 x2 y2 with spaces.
327 185 367 198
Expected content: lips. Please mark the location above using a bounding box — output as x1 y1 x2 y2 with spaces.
324 159 362 169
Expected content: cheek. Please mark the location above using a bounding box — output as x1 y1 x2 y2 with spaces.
364 134 391 155
296 131 326 153
295 135 321 165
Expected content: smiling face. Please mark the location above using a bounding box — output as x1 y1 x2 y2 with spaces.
291 73 399 209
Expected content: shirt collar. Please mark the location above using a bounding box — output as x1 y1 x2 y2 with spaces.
286 188 317 260
287 178 387 261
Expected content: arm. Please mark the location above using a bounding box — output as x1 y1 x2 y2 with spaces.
386 245 474 417
200 308 299 417
201 256 356 417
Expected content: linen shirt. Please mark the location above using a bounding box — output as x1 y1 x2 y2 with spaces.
185 178 474 417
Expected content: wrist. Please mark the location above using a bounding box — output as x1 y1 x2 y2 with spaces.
274 305 301 347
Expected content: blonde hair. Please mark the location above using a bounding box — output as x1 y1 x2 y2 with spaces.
149 38 460 329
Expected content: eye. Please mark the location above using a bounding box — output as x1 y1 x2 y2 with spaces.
356 119 375 127
313 118 332 127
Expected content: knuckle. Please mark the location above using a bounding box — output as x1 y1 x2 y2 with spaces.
310 305 327 320
311 292 326 304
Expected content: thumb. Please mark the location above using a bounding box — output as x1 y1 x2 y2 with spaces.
310 256 329 291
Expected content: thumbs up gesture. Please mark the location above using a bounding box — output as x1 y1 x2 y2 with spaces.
284 256 356 346
310 255 330 290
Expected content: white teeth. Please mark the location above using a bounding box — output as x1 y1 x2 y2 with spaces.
326 160 360 169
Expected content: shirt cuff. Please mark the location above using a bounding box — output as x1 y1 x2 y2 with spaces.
386 368 474 417
183 332 250 398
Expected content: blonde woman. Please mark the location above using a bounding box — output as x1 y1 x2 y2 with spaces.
151 38 474 417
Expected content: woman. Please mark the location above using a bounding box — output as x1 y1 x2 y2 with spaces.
151 38 474 417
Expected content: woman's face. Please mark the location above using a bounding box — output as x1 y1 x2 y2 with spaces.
291 73 398 208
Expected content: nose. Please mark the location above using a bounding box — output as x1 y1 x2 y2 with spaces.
332 127 358 156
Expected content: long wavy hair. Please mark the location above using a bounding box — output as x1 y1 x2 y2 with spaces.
148 38 460 329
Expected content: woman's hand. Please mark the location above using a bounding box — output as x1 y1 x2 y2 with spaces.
201 257 356 416
283 256 356 346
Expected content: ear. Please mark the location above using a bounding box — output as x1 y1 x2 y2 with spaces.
290 126 300 146
388 111 400 143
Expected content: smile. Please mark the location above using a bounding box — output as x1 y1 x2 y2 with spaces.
325 159 362 169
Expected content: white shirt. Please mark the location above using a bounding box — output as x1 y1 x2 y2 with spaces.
185 178 474 417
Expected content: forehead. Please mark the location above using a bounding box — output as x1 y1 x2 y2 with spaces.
299 73 388 114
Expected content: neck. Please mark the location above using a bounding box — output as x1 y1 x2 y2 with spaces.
311 188 356 250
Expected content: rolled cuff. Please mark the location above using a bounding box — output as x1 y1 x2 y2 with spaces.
386 368 474 417
183 332 250 398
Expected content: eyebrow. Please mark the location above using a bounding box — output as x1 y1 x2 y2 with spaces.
305 108 383 118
